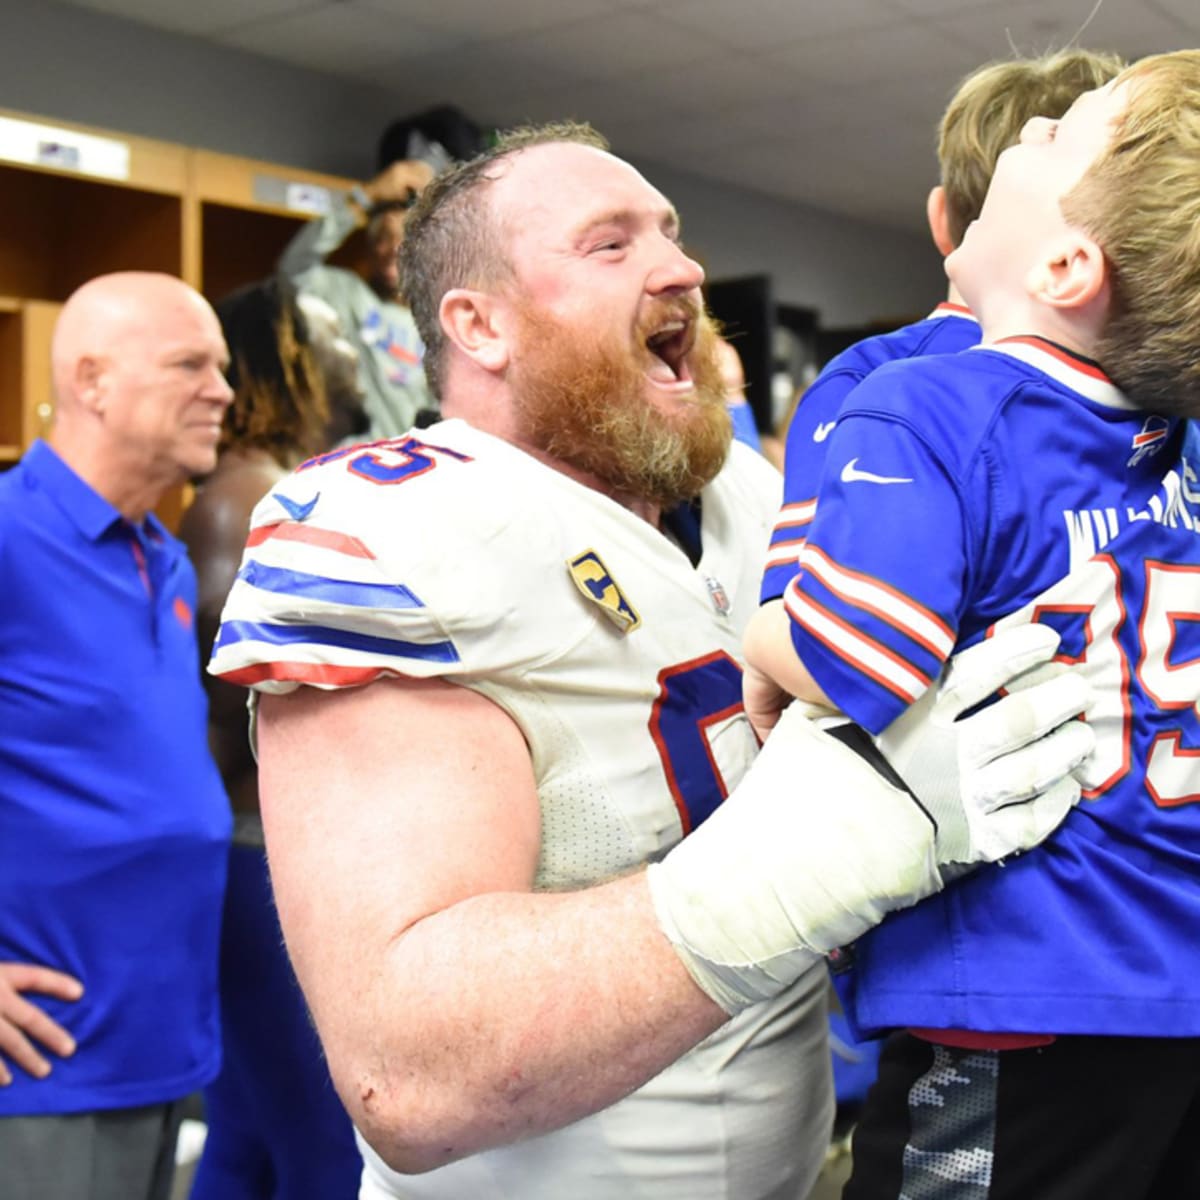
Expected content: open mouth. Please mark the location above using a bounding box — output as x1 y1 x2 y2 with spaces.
644 319 695 386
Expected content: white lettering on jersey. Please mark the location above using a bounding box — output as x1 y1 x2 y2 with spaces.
1064 462 1200 569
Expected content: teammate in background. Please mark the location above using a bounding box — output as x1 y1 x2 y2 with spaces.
279 159 436 438
209 124 1093 1199
716 335 765 454
761 47 1123 599
0 272 232 1200
180 277 368 1200
302 293 373 448
743 52 1200 1198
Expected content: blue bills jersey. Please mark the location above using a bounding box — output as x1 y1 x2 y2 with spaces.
762 304 980 602
210 418 836 1200
789 337 1200 1036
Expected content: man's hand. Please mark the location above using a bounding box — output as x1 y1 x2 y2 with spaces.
875 622 1095 871
362 159 437 208
648 624 1095 1014
0 963 82 1085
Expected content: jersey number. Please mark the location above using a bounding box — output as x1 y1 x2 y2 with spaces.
298 436 471 482
998 554 1200 807
649 651 749 833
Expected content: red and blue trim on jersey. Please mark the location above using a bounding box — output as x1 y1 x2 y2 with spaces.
804 340 1200 1039
761 304 980 603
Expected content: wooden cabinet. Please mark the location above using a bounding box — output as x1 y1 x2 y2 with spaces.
0 110 190 465
0 109 358 520
0 297 59 463
191 149 365 299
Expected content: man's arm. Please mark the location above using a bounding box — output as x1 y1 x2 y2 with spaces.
742 597 833 735
258 622 1094 1175
256 675 726 1175
277 160 436 278
276 197 363 280
179 466 279 810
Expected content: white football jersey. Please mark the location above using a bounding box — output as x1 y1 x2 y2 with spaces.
212 419 833 1199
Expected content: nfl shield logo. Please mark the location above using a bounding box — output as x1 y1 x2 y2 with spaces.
705 575 731 616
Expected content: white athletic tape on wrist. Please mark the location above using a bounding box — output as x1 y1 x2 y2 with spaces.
648 702 940 1015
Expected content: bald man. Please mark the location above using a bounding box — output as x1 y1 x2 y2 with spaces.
0 272 234 1200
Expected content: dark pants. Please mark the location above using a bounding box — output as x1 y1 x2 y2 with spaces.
844 1032 1200 1200
0 1100 184 1200
188 845 361 1200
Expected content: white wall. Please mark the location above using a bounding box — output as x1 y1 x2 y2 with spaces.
0 0 944 326
635 160 944 327
0 0 413 178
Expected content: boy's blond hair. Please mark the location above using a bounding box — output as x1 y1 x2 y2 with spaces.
939 48 1125 247
1063 50 1200 416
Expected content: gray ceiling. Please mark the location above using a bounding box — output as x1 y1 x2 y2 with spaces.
56 0 1200 233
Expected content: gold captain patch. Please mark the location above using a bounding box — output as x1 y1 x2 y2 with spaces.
567 550 641 633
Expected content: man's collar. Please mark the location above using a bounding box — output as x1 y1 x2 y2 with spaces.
23 440 167 543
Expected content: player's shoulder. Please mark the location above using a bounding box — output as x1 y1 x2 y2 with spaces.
821 312 961 376
244 419 604 621
830 347 1027 477
216 422 591 689
251 420 521 547
848 343 1013 415
816 334 894 384
917 308 980 355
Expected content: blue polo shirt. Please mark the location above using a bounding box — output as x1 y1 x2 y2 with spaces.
0 440 230 1115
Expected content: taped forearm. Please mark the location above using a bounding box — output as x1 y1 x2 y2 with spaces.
648 704 938 1014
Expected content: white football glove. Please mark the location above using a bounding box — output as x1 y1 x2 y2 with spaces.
875 622 1096 873
647 624 1095 1015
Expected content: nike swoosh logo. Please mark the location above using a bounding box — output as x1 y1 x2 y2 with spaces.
813 421 837 443
275 492 320 521
840 458 913 485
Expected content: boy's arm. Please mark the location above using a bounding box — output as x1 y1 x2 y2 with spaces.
742 598 835 738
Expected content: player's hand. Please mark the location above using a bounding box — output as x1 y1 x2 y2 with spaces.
364 159 437 206
0 963 82 1085
647 624 1095 1015
875 622 1095 873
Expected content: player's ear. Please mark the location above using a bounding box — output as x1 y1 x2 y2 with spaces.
439 288 510 374
1028 231 1108 313
926 186 956 258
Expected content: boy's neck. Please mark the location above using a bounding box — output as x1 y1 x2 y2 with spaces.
976 296 1103 361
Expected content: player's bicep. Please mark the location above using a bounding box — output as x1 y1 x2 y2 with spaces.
256 675 541 999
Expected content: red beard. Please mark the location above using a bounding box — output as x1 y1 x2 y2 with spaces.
509 301 732 509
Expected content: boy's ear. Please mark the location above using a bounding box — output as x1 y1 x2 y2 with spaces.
438 288 511 374
926 186 957 258
1028 231 1109 312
